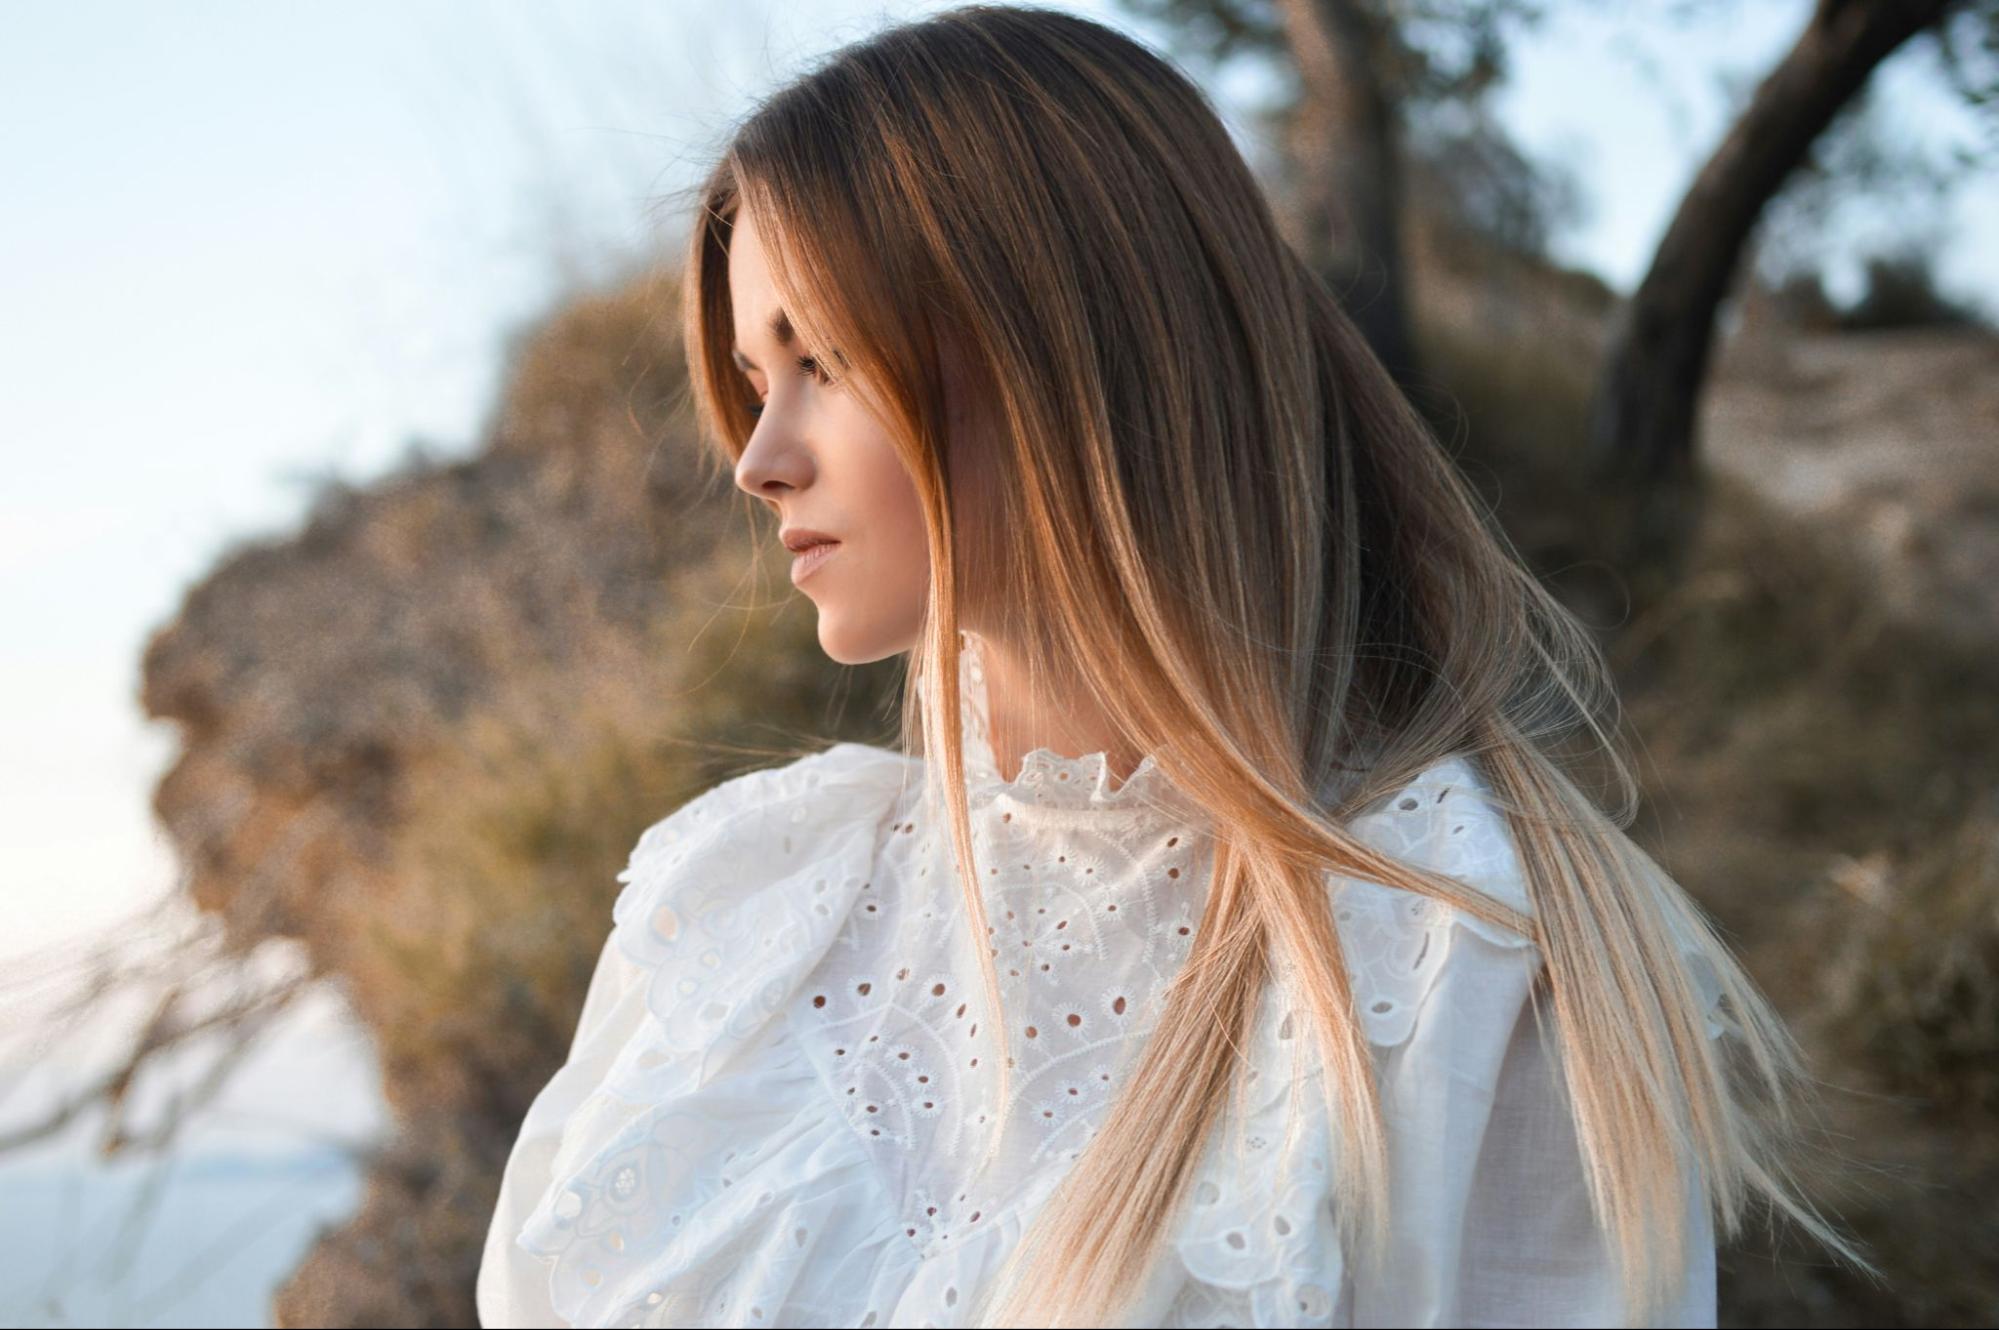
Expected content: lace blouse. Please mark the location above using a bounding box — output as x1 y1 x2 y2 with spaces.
477 632 1725 1328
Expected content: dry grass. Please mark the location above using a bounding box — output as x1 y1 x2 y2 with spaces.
1420 278 1999 1324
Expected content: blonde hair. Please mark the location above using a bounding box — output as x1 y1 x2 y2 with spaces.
676 5 1877 1324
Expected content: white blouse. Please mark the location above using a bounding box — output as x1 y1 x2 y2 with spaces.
478 633 1726 1328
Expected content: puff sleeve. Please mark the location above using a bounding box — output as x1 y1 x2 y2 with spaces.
474 742 920 1328
1348 924 1717 1328
477 928 647 1328
1334 756 1720 1328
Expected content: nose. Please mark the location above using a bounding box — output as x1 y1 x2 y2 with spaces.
733 423 813 501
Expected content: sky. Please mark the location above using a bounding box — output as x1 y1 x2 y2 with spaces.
0 0 1993 1299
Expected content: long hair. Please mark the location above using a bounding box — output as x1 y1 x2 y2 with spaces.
675 5 1875 1324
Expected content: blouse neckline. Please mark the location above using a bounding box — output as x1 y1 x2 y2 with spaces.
950 630 1183 816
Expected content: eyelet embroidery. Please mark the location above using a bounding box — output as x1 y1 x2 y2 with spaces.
522 639 1554 1328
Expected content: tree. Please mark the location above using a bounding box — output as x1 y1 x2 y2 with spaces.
1117 0 1551 390
1584 0 1980 587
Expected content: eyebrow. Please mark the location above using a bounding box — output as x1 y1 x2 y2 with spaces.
730 308 794 372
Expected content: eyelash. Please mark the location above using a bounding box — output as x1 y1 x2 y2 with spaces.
746 354 834 418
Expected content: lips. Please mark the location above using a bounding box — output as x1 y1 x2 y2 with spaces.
780 526 843 554
790 539 842 585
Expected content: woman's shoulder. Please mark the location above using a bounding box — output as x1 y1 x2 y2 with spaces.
615 742 918 889
1326 750 1729 1049
488 742 921 1328
1337 751 1535 943
605 742 920 1067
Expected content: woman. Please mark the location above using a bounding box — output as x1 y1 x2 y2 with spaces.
478 6 1873 1326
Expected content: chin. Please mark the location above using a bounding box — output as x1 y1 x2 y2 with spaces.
814 612 921 667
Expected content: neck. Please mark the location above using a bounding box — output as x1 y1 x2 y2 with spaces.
967 633 1147 788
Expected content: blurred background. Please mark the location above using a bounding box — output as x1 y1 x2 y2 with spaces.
2 1 1995 1325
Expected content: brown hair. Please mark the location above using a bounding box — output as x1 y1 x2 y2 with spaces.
675 5 1875 1324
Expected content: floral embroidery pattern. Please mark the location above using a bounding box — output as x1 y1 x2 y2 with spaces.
503 632 1726 1327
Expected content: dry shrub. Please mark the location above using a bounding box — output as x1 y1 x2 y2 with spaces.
1604 474 1999 1327
1807 809 1999 1124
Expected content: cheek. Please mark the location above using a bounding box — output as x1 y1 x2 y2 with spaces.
853 437 930 572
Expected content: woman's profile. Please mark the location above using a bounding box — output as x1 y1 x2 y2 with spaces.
477 5 1875 1326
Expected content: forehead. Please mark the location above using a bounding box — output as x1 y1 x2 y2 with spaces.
728 208 788 361
731 204 808 330
727 203 772 294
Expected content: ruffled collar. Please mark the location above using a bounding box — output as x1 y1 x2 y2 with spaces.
946 630 1195 819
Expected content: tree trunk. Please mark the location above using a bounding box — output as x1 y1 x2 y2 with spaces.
1586 0 1956 585
1278 0 1421 388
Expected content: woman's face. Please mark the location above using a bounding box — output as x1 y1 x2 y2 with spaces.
729 203 931 665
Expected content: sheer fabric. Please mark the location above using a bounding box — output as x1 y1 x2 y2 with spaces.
477 632 1724 1327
